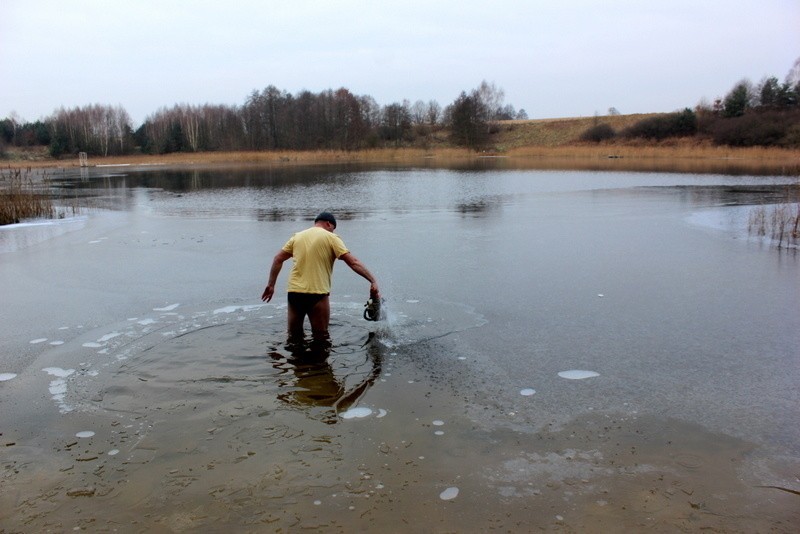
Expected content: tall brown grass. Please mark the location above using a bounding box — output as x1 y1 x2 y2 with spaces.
506 143 800 160
748 183 800 249
0 167 55 225
10 147 477 170
6 127 800 178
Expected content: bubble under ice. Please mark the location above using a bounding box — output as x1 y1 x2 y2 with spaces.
340 407 373 419
153 303 180 312
558 370 600 380
439 487 459 500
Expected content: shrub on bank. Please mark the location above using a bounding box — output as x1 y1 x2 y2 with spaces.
622 108 697 140
580 123 616 143
707 110 800 147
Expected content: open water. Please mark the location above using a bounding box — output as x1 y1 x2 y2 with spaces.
1 163 798 532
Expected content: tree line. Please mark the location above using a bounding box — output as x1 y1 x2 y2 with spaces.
581 61 800 147
3 60 799 156
0 81 526 157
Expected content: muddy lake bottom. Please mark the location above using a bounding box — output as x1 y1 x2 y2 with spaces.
1 164 798 532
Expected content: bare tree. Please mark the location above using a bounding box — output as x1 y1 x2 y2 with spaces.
410 100 427 127
475 80 505 120
426 100 441 126
113 106 132 153
381 102 412 146
178 104 201 152
8 111 21 145
333 88 366 150
359 95 382 131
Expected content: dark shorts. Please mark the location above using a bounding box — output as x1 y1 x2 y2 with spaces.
287 292 328 315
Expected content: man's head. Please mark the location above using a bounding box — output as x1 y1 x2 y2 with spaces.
314 211 337 230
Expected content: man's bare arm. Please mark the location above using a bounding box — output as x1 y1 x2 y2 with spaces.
261 250 292 302
340 252 380 298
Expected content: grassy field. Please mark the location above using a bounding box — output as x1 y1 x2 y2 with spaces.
492 113 658 149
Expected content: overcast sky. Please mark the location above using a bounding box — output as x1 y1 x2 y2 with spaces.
1 0 798 126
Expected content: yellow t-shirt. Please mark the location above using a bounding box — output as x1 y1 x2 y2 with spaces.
282 227 349 294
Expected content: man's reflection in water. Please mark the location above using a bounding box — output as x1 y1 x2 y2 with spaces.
269 332 382 424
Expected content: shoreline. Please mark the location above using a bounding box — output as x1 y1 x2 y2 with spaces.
5 144 800 172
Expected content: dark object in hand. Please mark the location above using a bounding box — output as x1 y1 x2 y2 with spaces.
363 298 381 321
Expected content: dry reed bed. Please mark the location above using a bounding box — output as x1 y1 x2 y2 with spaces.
12 147 481 170
748 183 800 248
506 143 800 160
11 144 800 171
0 167 54 225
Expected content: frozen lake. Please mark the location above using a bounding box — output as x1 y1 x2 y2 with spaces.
1 164 798 531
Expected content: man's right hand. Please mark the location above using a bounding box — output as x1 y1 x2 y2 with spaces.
261 285 275 302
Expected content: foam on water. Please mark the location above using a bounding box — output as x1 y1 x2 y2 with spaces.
213 304 265 315
49 381 67 396
43 367 74 378
97 332 121 343
520 388 536 396
43 367 75 413
24 296 484 427
0 373 17 381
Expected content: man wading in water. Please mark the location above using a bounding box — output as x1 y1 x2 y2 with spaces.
261 212 380 346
